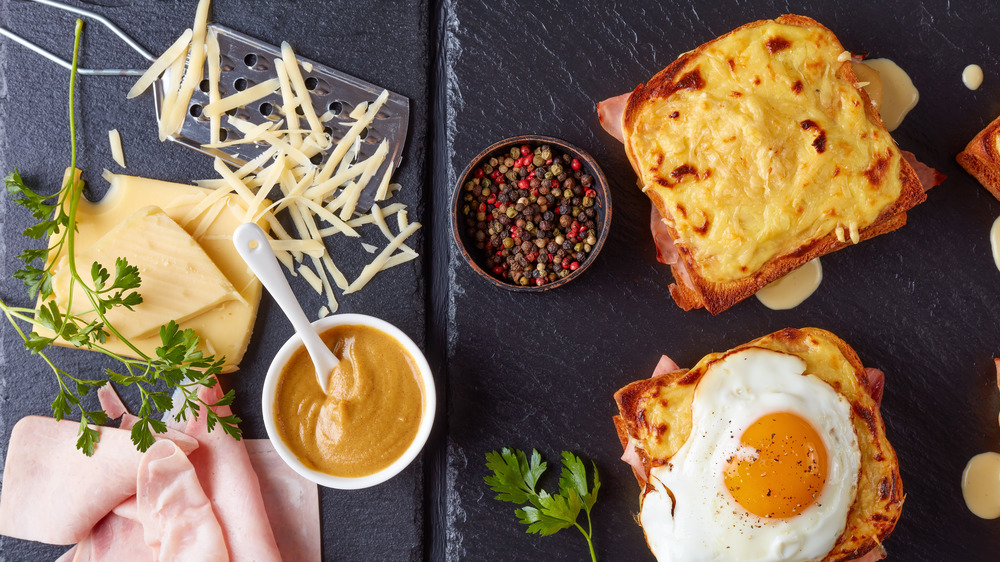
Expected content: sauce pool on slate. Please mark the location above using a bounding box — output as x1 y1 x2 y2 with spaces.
963 452 1000 519
853 59 919 132
755 258 823 310
273 324 424 478
963 64 984 90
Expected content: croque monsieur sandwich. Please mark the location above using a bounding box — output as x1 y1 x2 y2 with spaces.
613 328 902 562
958 116 1000 200
598 15 928 314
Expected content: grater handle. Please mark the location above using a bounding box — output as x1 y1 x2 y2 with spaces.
0 0 155 76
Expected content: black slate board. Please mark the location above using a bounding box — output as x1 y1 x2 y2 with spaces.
0 1 429 560
5 0 1000 561
437 1 1000 561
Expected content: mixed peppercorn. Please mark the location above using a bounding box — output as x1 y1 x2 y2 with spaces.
460 143 600 287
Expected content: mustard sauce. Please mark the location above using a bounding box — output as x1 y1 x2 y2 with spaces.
274 324 423 477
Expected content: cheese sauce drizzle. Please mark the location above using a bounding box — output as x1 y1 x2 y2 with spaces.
991 216 1000 273
755 257 822 310
963 64 984 90
854 59 919 132
963 452 1000 519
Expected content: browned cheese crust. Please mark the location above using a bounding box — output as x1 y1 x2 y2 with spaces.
612 327 903 561
957 113 1000 201
622 15 925 314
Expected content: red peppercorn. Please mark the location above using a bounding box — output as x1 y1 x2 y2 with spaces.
478 203 487 212
526 252 537 262
520 144 531 156
535 278 545 286
551 180 559 188
475 168 484 178
570 261 580 271
527 171 535 179
493 266 504 275
487 195 496 205
545 158 552 164
530 188 539 197
585 188 597 198
571 158 582 171
518 179 529 190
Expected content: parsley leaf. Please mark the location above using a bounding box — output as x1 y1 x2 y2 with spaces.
485 448 600 561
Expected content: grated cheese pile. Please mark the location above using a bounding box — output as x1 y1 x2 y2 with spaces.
128 0 419 316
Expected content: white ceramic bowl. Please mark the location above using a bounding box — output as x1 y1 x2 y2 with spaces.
261 313 435 489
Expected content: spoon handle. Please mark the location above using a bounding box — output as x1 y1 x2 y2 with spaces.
233 223 334 392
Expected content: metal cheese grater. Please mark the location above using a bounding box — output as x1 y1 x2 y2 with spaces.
0 0 410 213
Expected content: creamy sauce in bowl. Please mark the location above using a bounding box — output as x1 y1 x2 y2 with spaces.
274 324 423 478
262 313 435 489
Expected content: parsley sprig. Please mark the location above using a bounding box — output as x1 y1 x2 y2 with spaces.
0 20 241 455
484 448 601 561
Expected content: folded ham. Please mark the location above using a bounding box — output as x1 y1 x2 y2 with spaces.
0 380 319 561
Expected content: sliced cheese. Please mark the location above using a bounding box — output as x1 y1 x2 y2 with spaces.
41 173 267 370
51 206 240 340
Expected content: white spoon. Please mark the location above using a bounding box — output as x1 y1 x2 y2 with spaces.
233 223 339 396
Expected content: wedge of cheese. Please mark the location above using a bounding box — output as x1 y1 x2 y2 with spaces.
51 206 241 341
41 172 267 371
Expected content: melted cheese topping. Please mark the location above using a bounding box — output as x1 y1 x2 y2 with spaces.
626 21 905 283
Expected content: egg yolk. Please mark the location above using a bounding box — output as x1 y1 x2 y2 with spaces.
723 412 828 518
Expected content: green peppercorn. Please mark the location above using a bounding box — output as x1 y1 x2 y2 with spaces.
586 235 597 245
550 163 564 176
519 276 529 286
503 237 514 249
533 155 544 166
506 206 517 219
582 196 594 207
482 187 491 196
509 147 520 159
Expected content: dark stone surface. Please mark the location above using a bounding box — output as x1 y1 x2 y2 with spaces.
0 1 429 560
5 0 1000 561
437 1 1000 561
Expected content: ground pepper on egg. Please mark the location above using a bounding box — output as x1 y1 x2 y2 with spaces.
461 143 599 286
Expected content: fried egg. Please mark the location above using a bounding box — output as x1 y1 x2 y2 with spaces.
639 347 860 562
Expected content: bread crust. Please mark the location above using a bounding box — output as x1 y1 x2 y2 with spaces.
623 15 926 314
613 328 903 561
957 113 1000 201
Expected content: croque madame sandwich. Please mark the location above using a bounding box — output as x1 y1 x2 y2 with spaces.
597 15 930 314
613 328 902 562
958 116 1000 200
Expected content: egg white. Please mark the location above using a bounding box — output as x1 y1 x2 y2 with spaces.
640 347 860 562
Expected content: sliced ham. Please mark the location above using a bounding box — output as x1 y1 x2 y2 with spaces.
901 150 945 191
620 439 647 486
596 91 630 143
0 417 143 544
120 413 200 456
57 513 152 562
246 440 321 562
97 384 128 420
651 355 680 378
184 380 282 562
137 440 228 561
650 206 678 265
863 367 886 407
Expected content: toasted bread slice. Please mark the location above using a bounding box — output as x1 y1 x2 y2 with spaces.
613 327 903 561
621 15 926 314
957 114 1000 200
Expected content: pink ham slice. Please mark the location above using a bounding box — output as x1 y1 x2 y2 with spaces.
651 354 680 378
246 440 321 561
97 384 128 420
650 206 678 265
863 367 886 407
183 380 282 562
137 440 228 561
596 92 630 143
0 417 144 544
56 512 152 562
901 150 945 191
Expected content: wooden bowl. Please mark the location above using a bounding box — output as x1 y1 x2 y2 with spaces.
451 135 611 292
